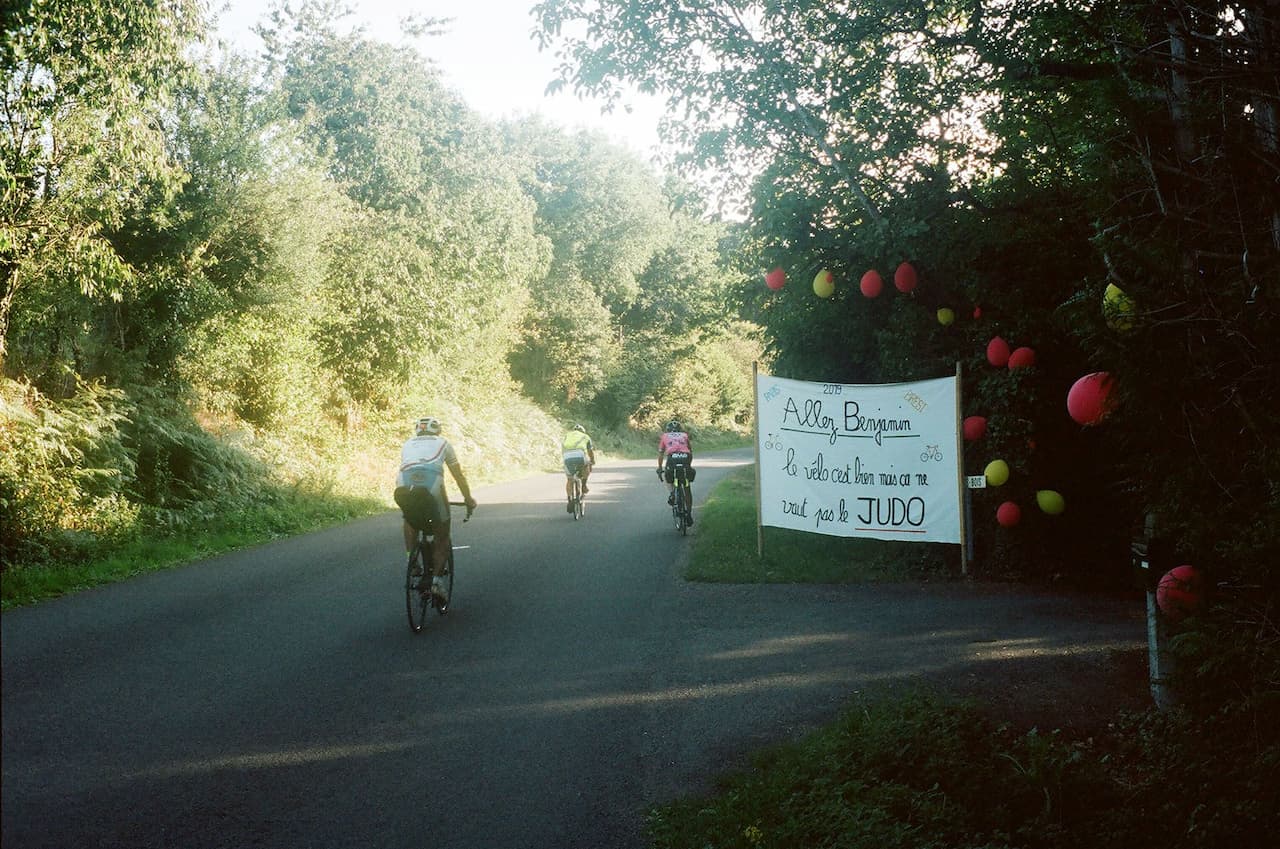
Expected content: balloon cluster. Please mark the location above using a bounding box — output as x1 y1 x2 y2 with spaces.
762 263 923 300
965 285 1133 527
762 263 1132 534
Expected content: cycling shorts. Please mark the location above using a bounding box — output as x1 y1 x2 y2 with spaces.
662 452 695 484
394 485 450 532
564 456 589 477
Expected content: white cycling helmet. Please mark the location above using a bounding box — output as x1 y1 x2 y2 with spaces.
414 417 441 436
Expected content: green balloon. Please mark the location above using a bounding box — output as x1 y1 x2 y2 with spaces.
1036 489 1066 515
984 459 1010 486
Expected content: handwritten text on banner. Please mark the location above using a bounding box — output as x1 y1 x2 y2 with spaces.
757 374 961 544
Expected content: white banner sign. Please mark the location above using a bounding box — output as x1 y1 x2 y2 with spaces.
756 373 962 544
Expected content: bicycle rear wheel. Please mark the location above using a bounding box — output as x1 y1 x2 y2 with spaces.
406 540 430 633
573 477 585 519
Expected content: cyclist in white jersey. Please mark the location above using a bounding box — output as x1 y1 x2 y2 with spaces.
394 417 476 602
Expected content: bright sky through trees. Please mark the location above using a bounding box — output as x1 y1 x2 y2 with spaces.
211 0 667 158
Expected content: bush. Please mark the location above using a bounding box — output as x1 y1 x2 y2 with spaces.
1 377 140 566
649 692 1280 849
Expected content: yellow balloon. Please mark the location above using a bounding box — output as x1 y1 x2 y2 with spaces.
984 459 1010 486
1103 283 1135 331
937 307 955 326
1036 489 1066 515
813 269 835 298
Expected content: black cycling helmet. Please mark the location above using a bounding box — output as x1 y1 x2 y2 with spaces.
666 420 682 432
414 416 441 436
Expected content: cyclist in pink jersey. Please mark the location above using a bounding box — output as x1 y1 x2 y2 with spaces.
657 420 694 522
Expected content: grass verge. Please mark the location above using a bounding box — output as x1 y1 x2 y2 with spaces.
1 488 383 608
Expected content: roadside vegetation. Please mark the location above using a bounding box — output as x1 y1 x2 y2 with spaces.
660 470 1279 849
3 1 1277 845
1 2 758 605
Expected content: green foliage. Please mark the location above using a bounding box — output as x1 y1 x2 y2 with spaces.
504 119 672 309
510 273 618 405
1 0 206 364
650 691 1280 849
1 377 139 566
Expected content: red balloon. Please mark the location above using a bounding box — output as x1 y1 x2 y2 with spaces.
962 416 987 441
986 336 1010 367
1157 565 1205 622
859 269 883 298
1008 347 1036 369
996 501 1022 527
1067 372 1117 426
973 306 983 319
765 267 786 290
893 262 917 293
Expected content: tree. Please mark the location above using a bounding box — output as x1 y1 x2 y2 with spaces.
503 118 674 404
260 7 549 407
1 0 206 368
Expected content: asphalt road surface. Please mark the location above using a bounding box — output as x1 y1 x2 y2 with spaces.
3 450 1146 848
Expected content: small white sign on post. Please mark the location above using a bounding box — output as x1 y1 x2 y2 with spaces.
756 372 963 544
967 475 987 489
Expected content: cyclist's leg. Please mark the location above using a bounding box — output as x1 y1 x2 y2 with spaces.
427 521 453 603
685 459 694 514
402 519 418 557
431 523 452 577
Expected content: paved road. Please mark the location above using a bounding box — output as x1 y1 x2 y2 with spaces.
2 450 1146 848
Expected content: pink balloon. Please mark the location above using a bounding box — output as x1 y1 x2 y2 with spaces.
986 336 1010 367
1067 372 1117 426
1008 347 1036 369
962 416 987 441
893 262 917 293
859 269 883 298
765 267 786 290
996 501 1022 527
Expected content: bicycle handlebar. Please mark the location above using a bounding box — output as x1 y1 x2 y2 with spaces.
448 501 475 521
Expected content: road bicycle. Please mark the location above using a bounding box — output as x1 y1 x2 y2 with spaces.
406 501 472 633
660 465 694 535
569 470 586 520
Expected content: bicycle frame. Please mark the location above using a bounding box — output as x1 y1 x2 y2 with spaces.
405 500 471 633
670 466 692 534
569 471 585 519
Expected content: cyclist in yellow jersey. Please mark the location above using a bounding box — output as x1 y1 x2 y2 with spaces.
562 424 595 512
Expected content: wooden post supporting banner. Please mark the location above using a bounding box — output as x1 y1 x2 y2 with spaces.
753 361 764 558
955 362 969 577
